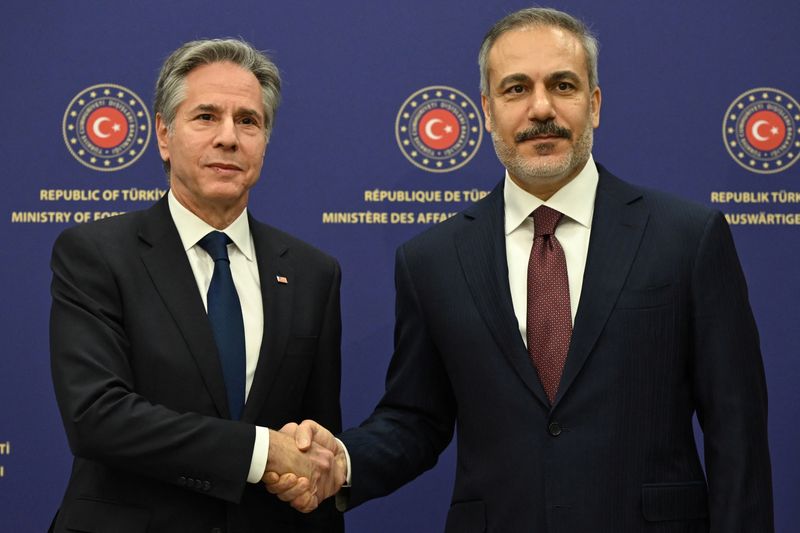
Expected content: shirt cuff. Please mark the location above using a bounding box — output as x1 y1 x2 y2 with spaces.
246 425 270 483
335 437 352 486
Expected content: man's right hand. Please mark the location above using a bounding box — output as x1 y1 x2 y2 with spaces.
263 426 336 510
264 420 347 513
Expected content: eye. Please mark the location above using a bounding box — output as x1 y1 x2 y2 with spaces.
240 116 259 126
196 113 214 121
556 81 575 92
506 84 526 95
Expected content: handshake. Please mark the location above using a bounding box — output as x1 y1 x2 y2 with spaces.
262 420 346 513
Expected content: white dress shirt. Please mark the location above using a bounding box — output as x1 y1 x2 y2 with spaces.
504 155 598 345
167 191 269 483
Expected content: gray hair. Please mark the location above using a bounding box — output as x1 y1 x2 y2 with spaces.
154 38 281 136
478 7 599 95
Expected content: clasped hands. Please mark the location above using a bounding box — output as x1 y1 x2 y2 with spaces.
263 420 345 513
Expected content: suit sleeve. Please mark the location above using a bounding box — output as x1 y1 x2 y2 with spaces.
49 226 254 503
339 243 456 509
690 211 774 532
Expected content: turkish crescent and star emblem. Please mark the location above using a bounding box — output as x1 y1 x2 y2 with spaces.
723 87 800 174
87 107 129 148
395 86 482 173
63 83 151 172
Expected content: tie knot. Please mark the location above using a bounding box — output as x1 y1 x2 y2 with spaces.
198 231 232 262
532 205 563 237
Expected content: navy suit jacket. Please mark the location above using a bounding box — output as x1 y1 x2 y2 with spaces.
340 164 773 532
50 196 344 532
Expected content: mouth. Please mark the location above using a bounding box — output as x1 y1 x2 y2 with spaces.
207 162 243 172
525 135 562 142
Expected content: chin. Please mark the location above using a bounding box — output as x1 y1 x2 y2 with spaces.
520 157 572 176
202 184 247 200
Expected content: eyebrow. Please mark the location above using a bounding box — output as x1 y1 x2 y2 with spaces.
497 73 532 88
190 103 264 121
496 70 583 89
191 103 222 114
547 70 582 84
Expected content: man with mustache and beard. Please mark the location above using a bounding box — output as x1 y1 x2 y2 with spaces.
269 7 774 532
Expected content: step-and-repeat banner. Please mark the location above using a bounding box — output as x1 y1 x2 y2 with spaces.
1 1 797 530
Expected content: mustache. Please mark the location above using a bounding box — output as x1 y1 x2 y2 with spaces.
515 121 572 143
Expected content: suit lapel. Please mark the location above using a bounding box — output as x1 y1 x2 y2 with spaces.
241 218 294 422
138 197 231 418
554 168 649 406
455 184 551 408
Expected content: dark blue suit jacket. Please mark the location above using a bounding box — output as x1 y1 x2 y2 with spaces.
50 196 344 532
340 164 773 532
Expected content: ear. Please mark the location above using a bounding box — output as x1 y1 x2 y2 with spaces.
590 86 601 128
481 94 493 133
155 113 171 163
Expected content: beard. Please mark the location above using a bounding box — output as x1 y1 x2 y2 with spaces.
490 118 594 188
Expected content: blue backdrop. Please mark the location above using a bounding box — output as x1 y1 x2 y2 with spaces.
0 1 797 531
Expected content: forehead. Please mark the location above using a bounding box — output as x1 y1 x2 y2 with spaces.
487 26 588 83
181 61 263 114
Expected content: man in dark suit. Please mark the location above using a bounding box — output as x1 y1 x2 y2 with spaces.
269 7 774 532
49 39 344 532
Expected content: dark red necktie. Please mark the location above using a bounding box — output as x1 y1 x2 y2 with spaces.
527 206 572 404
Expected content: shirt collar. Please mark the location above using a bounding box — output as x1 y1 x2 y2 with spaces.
504 154 599 235
167 190 254 261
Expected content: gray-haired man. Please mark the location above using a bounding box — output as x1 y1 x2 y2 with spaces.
50 38 344 532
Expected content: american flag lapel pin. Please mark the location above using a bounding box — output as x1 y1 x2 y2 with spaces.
276 274 288 284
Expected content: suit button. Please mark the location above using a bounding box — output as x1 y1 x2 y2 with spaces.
210 528 223 533
203 481 212 491
195 479 204 489
178 476 187 486
548 422 562 436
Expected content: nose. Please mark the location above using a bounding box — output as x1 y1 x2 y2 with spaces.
527 85 556 122
213 116 238 151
